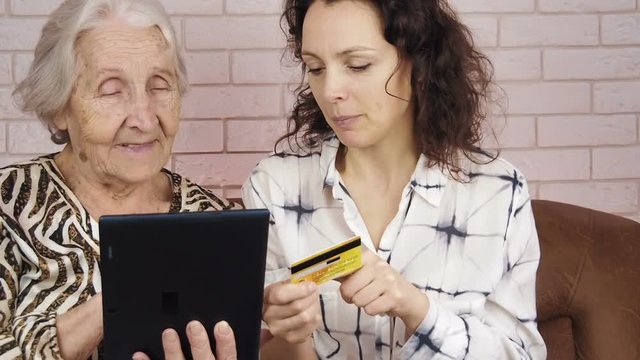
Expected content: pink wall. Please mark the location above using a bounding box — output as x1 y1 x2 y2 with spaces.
0 0 638 222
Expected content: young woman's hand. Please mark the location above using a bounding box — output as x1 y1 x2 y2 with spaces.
338 247 430 334
262 281 321 343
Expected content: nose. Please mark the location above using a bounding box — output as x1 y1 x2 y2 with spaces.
126 88 158 131
321 68 348 103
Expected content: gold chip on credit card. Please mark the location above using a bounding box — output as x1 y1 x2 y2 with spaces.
290 236 362 285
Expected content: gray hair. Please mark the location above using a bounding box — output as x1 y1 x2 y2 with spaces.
13 0 188 144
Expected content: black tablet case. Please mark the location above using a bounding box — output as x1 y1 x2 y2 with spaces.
99 209 269 359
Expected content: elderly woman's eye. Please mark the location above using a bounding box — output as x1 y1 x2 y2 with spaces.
100 90 121 97
98 79 123 97
149 77 171 93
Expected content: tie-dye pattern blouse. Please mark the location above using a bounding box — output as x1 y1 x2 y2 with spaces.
0 155 239 359
242 137 547 360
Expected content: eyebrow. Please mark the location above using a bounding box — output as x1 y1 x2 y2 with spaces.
96 66 176 79
301 46 377 59
152 66 177 79
97 67 122 76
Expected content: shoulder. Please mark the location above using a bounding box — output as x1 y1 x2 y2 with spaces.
248 142 325 184
455 151 532 200
167 170 242 211
0 155 57 194
0 155 59 224
466 152 526 180
242 140 330 205
0 155 55 175
255 143 323 173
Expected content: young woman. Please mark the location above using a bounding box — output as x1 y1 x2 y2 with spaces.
243 0 546 359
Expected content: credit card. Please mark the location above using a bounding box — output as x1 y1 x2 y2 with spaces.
290 236 362 285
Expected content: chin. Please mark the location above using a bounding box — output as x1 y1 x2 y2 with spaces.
115 162 164 184
334 132 374 150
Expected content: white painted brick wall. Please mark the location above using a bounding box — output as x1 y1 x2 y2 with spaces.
544 48 640 80
158 0 222 15
0 55 11 84
602 15 640 45
225 0 281 14
499 83 591 114
500 16 599 46
231 50 298 84
185 17 284 50
227 119 286 152
449 0 534 13
458 15 497 47
502 149 592 181
9 0 63 15
173 120 224 153
0 0 637 220
483 116 537 149
181 86 281 118
7 120 62 154
538 182 639 213
538 0 636 12
183 52 229 84
594 82 640 113
0 19 47 50
538 115 637 146
485 50 541 80
593 146 640 179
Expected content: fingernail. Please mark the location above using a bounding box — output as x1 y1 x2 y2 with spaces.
188 321 204 336
306 282 317 292
216 320 231 335
163 329 179 344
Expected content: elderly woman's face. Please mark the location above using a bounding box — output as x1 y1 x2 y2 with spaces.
54 24 181 184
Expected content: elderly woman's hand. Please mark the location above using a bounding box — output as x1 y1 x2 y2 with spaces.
56 293 104 360
132 320 237 360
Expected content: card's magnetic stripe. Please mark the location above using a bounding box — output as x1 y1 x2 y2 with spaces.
290 238 361 274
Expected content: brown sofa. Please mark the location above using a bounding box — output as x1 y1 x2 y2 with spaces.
532 200 640 360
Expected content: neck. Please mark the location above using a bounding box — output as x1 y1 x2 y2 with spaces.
54 145 171 218
338 136 420 189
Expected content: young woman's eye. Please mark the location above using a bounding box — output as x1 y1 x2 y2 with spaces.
307 67 324 75
350 64 371 72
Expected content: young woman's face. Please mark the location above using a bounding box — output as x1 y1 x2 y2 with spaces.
301 0 413 150
54 24 181 184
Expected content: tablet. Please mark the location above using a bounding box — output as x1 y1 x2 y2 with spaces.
99 209 270 360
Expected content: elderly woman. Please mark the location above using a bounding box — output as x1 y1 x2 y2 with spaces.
0 0 238 359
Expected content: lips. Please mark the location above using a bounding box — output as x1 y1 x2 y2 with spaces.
116 140 157 152
332 115 361 129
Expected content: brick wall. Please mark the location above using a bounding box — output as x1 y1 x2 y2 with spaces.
0 0 638 222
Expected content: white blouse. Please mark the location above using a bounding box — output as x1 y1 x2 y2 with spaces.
242 138 546 360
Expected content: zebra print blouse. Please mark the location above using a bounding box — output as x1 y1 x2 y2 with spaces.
0 154 238 359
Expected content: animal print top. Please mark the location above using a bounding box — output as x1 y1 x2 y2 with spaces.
0 154 239 359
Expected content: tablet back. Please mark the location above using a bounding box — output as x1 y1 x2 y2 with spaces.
99 209 269 360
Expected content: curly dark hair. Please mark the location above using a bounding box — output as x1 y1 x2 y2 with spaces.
278 0 497 176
